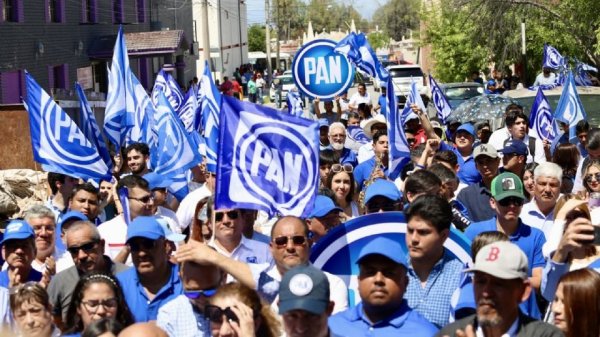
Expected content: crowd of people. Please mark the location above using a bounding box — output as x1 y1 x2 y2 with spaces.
4 77 600 337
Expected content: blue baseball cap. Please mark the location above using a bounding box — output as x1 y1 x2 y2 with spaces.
318 118 329 129
156 218 186 243
59 211 88 230
279 265 330 315
143 172 173 190
456 123 475 137
356 236 407 267
309 195 343 218
502 140 528 156
126 216 165 242
1 220 35 245
364 179 401 204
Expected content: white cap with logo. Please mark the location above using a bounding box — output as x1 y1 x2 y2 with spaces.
465 241 529 280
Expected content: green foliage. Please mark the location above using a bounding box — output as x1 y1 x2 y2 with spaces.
372 0 420 41
367 31 390 50
248 25 266 53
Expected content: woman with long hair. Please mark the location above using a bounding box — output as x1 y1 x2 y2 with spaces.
325 164 359 219
207 282 280 337
62 273 134 337
582 159 600 195
552 268 600 337
523 162 539 201
552 143 580 194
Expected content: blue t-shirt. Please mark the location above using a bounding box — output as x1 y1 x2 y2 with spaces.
116 263 183 322
329 300 438 337
378 94 387 116
456 182 494 222
354 157 389 191
439 142 481 184
0 268 43 288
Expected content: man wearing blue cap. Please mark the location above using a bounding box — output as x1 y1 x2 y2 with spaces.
363 179 402 214
501 140 528 179
437 123 481 185
319 119 330 151
144 172 181 235
116 216 183 322
0 220 43 287
307 195 343 244
329 236 438 336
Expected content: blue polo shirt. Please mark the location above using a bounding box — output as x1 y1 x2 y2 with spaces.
329 300 438 337
440 142 481 184
117 263 183 322
464 217 545 319
354 157 389 191
0 268 43 288
327 146 358 167
456 182 494 222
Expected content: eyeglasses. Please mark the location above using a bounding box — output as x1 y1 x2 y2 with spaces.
9 281 39 295
585 172 600 183
128 238 157 252
331 163 353 173
128 194 154 204
204 305 239 324
32 225 55 233
214 210 239 222
273 235 307 247
183 287 218 299
67 240 99 256
82 298 118 312
330 133 345 139
497 197 524 207
366 201 399 213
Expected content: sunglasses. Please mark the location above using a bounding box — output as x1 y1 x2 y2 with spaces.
585 172 600 183
184 287 218 299
128 238 157 252
331 163 353 173
128 194 154 204
497 197 524 207
215 210 239 222
67 240 99 256
366 202 399 213
272 235 307 247
204 305 239 324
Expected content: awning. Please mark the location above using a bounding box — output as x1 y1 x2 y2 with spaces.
88 30 188 59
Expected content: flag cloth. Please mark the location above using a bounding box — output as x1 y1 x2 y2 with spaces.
553 72 587 143
167 173 189 202
25 72 110 182
104 26 135 151
386 78 412 180
118 188 131 226
75 83 113 173
215 96 319 218
197 60 222 173
178 88 198 133
574 61 597 86
152 91 202 177
429 75 452 124
347 126 370 145
400 80 426 122
334 32 389 82
528 87 556 142
286 90 304 117
127 73 155 146
543 44 565 70
152 69 184 112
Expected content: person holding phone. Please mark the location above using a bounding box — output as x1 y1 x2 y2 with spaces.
541 194 600 302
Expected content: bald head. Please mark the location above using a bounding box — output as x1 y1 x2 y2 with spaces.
118 323 167 337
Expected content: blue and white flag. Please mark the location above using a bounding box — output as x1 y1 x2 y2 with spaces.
429 75 452 124
553 72 587 143
75 83 113 172
152 70 184 112
385 77 411 180
347 126 370 145
543 44 565 70
574 61 597 86
25 72 110 182
286 90 304 117
334 32 389 82
152 91 202 177
197 60 222 173
400 79 426 122
104 26 135 151
178 88 198 133
168 173 190 202
118 187 131 226
528 88 556 142
215 96 319 218
127 73 155 146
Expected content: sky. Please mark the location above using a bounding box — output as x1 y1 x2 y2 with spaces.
246 0 386 26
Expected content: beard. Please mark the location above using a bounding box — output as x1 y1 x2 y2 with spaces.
477 300 503 328
331 142 344 151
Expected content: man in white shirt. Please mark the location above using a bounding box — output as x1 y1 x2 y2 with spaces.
23 205 62 274
348 83 371 112
533 68 557 87
520 162 562 239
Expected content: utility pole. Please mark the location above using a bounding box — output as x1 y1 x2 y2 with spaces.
201 0 210 70
275 0 281 74
265 0 273 84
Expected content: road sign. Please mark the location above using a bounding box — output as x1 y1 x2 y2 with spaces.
292 39 354 100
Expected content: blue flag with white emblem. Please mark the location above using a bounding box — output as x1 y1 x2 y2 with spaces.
215 96 319 218
286 90 304 117
347 126 370 145
168 173 190 202
543 44 565 70
178 88 198 133
152 70 184 112
152 91 202 177
25 72 110 182
553 72 587 143
197 60 222 173
429 75 452 124
75 83 113 173
334 32 389 82
574 61 597 86
104 26 135 151
127 73 155 146
387 77 412 180
528 88 556 142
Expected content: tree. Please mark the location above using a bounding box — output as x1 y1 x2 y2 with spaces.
373 0 420 41
368 31 390 50
248 25 266 53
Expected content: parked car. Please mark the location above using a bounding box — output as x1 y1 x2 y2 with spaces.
388 64 428 107
426 82 484 119
270 74 295 101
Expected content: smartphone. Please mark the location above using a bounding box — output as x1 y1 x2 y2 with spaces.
590 193 600 208
593 226 600 246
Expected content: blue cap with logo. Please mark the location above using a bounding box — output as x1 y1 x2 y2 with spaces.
502 140 528 156
143 172 173 190
356 236 407 267
126 216 165 242
318 118 329 129
309 195 343 218
279 264 330 315
456 123 475 137
1 220 35 245
156 218 186 243
364 179 401 204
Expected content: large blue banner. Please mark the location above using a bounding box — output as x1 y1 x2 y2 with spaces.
215 96 319 218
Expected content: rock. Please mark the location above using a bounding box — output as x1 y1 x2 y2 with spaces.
0 169 49 218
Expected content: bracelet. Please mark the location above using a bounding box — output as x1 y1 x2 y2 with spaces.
414 163 426 169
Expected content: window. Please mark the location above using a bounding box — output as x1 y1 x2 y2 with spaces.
0 70 24 104
1 0 22 23
49 64 69 90
136 0 145 23
113 0 123 23
81 0 97 23
46 0 64 23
